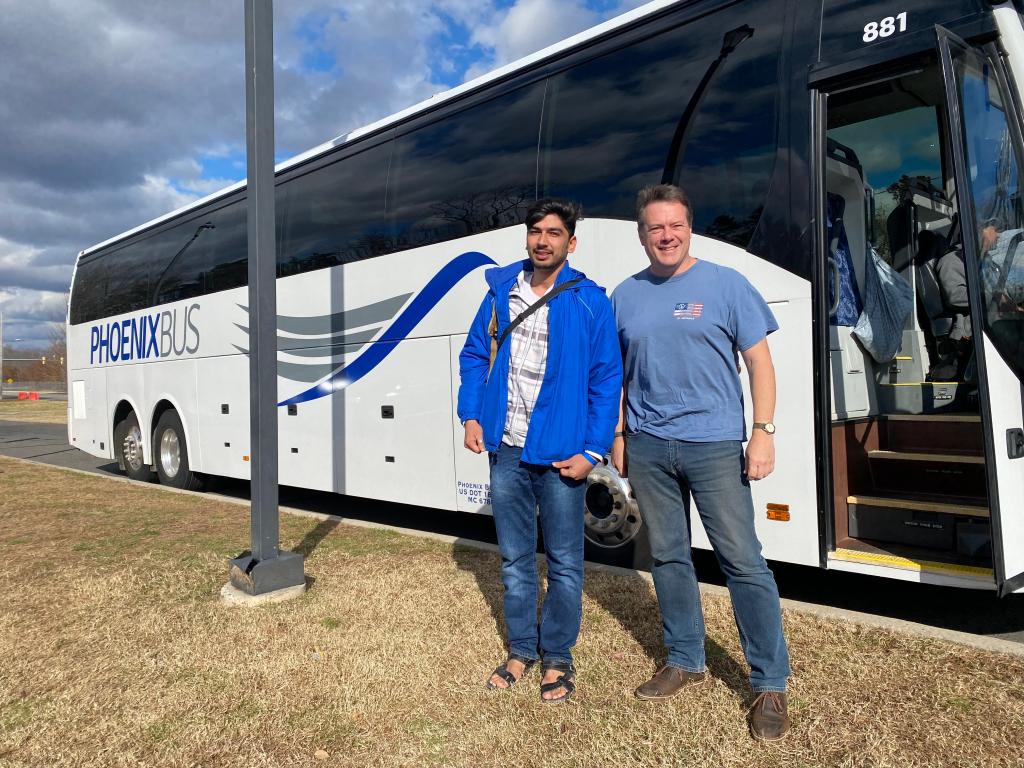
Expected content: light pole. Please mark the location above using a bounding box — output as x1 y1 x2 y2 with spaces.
0 314 25 401
225 0 306 600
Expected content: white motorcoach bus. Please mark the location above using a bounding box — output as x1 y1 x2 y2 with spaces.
68 0 1024 594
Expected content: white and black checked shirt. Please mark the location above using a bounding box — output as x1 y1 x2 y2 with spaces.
502 270 549 448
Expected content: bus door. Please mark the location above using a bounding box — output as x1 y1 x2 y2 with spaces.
820 55 998 588
938 26 1024 595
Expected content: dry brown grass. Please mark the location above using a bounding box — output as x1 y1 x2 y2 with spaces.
1 456 1022 768
0 399 67 424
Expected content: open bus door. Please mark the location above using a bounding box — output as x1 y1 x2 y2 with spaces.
938 25 1024 595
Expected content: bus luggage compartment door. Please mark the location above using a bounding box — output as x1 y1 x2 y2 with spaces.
68 367 110 459
339 335 457 511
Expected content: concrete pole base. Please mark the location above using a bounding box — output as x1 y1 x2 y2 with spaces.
223 550 306 605
220 580 307 606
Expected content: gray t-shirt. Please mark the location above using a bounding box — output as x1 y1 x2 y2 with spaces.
611 261 778 442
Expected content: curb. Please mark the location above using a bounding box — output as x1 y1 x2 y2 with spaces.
3 452 1023 659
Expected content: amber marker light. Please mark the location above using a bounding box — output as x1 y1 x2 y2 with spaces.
766 503 790 521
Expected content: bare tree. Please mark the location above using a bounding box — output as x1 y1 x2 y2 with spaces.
429 187 532 235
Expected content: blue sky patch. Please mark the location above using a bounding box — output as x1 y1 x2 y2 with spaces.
427 12 483 87
199 150 247 183
295 10 345 75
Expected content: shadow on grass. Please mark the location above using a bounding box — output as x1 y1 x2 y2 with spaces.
451 539 752 706
584 569 753 707
291 517 341 558
452 542 508 650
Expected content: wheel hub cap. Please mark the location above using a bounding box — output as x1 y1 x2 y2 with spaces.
122 425 144 472
583 464 643 548
159 428 181 478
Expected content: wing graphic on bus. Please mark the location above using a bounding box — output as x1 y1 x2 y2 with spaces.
232 296 411 382
232 251 495 405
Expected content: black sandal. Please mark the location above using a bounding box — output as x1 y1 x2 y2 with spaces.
539 660 576 704
485 653 536 690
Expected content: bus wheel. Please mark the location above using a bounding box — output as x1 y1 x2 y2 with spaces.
114 411 154 483
153 410 205 491
583 463 652 570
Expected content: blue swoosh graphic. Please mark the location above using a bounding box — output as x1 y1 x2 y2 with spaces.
278 251 496 406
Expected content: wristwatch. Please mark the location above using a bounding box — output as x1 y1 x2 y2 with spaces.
752 422 776 435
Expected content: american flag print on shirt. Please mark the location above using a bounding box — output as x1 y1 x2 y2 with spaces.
673 301 703 319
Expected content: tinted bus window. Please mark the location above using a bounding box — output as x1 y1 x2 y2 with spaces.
70 256 112 324
387 83 545 251
276 141 391 276
196 201 247 293
150 200 247 306
72 238 164 324
102 244 151 317
539 5 782 249
146 223 206 306
957 54 1024 382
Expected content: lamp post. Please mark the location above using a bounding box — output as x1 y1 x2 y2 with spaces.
225 0 306 601
0 314 20 400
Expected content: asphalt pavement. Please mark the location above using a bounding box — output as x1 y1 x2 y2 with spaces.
2 418 1023 644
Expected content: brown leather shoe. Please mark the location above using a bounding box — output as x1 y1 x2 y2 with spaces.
749 691 790 741
634 665 706 700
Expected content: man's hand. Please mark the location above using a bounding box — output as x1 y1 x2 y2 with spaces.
552 454 595 481
463 420 485 454
610 437 627 477
745 430 775 480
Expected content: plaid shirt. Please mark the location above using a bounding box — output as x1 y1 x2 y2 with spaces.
502 270 549 448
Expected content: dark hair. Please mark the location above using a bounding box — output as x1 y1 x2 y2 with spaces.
635 184 693 227
526 198 583 236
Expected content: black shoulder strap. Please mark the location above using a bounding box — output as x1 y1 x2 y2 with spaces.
494 277 583 352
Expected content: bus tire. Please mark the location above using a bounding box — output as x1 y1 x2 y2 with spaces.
113 411 154 483
153 409 205 491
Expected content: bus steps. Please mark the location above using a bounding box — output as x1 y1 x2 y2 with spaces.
875 381 969 414
830 546 993 580
839 411 992 567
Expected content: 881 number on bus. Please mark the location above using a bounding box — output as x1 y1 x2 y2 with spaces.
863 12 908 43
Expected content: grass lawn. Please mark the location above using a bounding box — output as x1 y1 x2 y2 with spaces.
1 456 1022 767
0 399 67 424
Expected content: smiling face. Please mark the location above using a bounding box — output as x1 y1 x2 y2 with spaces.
526 213 576 274
638 200 694 278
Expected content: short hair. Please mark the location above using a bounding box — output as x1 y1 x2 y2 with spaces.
635 184 693 227
526 198 583 236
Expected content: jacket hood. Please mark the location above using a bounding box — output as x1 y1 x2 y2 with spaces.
483 259 602 294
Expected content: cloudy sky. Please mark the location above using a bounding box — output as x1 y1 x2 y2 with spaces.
0 0 647 349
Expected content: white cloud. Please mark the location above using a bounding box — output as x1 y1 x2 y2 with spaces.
0 287 67 350
463 0 649 80
0 0 646 334
472 0 601 66
0 239 43 270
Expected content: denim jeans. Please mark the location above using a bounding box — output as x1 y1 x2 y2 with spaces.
626 432 790 692
489 443 586 665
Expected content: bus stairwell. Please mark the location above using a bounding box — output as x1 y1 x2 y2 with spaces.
822 61 994 582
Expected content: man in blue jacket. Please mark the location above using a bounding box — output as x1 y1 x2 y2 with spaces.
458 198 621 703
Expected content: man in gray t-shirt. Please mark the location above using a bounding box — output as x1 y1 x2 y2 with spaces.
611 184 791 741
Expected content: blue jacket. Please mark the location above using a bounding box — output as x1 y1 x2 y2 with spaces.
457 260 622 466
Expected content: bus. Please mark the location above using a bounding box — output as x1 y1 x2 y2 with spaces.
68 0 1024 594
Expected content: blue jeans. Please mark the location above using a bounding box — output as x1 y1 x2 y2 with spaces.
489 443 586 665
626 432 790 692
